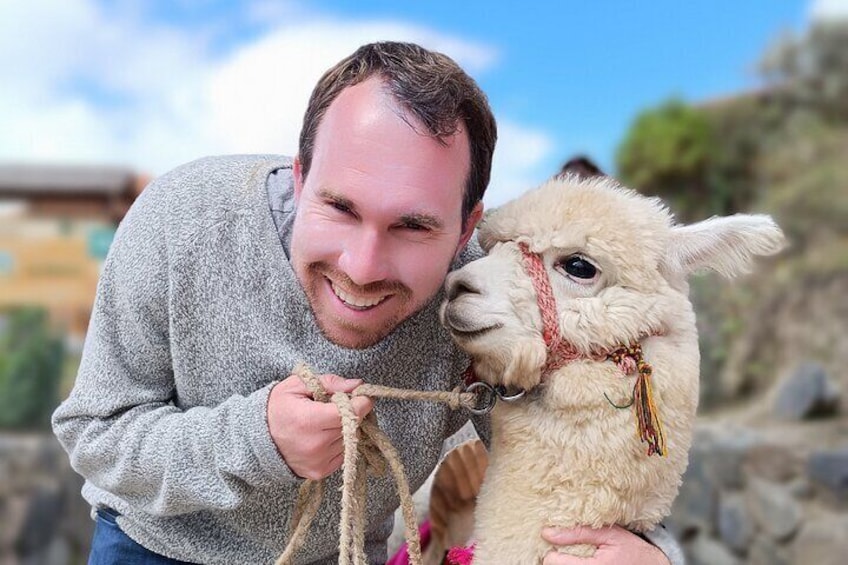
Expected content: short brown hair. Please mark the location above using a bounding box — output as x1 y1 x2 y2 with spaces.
298 41 497 225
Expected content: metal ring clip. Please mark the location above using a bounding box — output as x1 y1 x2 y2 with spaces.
466 381 497 415
494 385 526 402
465 382 527 415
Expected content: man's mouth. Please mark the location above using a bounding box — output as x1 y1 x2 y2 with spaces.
330 281 391 311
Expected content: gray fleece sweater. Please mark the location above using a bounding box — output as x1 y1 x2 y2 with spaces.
53 154 683 565
52 155 481 564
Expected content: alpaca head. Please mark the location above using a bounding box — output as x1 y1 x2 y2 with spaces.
441 175 786 392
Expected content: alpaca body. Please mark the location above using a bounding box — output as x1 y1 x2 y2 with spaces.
473 332 698 563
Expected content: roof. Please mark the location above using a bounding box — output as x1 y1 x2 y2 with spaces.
0 163 138 196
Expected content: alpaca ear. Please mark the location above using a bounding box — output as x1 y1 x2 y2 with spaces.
662 214 786 279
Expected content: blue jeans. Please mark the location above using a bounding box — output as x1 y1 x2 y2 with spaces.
88 508 193 565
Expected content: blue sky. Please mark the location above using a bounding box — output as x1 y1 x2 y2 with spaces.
1 0 838 207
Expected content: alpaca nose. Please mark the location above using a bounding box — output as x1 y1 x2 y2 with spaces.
446 273 482 301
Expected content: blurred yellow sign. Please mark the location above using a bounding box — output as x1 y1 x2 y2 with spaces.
0 234 101 310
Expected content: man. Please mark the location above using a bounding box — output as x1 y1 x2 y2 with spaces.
53 42 678 564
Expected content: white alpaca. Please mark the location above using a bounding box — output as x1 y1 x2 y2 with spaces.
439 175 785 563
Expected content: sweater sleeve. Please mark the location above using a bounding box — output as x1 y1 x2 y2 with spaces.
51 171 299 517
643 524 686 565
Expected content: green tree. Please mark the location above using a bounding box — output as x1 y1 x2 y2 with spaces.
0 308 65 430
615 99 717 221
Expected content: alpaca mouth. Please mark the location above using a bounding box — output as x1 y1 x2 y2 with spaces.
441 303 502 340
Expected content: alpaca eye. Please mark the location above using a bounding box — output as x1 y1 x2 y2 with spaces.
556 256 598 280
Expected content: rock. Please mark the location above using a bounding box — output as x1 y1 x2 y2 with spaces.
773 361 840 420
705 429 758 490
748 533 790 565
0 433 92 564
35 436 61 475
747 478 802 541
16 486 63 556
807 445 848 503
59 470 94 551
20 537 70 565
792 512 848 565
667 439 717 538
0 456 11 498
717 493 754 555
0 495 28 551
44 536 71 565
688 533 740 565
786 476 814 499
745 443 803 483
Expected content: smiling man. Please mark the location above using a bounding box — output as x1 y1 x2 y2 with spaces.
52 42 678 564
289 77 480 350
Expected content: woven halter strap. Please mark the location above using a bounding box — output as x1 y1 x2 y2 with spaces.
517 242 589 374
516 241 667 457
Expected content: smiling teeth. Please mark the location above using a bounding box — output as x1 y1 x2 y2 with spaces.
331 283 388 309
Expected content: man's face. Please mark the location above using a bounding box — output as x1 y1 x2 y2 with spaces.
290 78 482 349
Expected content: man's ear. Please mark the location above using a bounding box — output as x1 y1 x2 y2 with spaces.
293 155 304 202
456 201 484 255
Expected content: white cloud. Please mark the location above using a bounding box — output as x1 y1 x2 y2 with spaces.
485 120 555 208
0 0 552 199
202 19 500 160
810 0 848 21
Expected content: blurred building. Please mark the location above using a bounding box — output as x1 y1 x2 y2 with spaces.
0 164 149 348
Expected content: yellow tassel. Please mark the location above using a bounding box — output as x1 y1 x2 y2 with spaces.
633 359 666 457
606 343 667 457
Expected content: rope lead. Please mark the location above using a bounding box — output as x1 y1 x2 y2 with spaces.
275 364 476 565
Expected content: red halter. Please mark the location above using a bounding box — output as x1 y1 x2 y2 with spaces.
517 242 596 375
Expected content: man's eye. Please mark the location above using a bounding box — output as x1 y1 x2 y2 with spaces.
329 201 352 215
402 222 428 232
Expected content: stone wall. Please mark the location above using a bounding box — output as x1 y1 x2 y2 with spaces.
667 361 847 565
0 434 91 565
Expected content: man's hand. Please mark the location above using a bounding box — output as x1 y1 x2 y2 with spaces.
267 373 374 480
541 525 670 565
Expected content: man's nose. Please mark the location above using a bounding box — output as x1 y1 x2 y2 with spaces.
338 229 392 285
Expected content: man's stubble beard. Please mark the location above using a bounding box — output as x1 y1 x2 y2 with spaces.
302 262 423 349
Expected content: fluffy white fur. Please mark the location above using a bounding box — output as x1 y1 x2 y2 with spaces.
440 175 785 563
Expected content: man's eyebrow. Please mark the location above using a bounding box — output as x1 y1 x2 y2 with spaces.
399 212 443 230
318 188 444 229
317 188 355 211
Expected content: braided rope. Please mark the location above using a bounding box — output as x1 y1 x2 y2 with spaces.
354 383 476 411
518 242 560 348
275 364 476 565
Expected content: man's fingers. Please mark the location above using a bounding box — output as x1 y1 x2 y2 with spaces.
351 396 374 420
275 373 310 396
318 374 362 394
307 401 351 430
325 451 344 475
277 373 362 398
